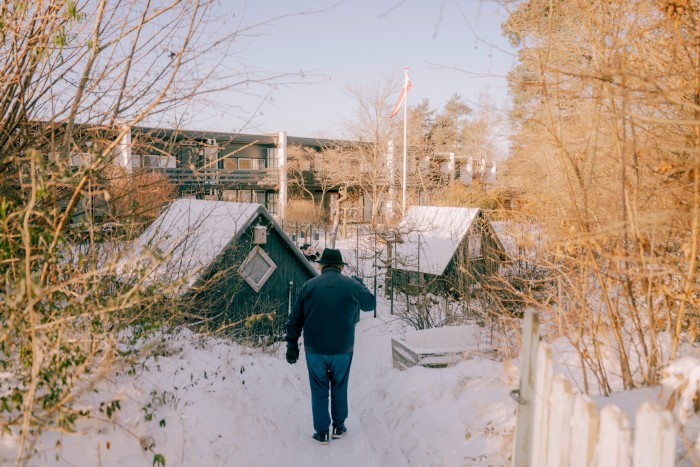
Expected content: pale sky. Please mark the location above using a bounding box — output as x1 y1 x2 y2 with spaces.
187 0 517 139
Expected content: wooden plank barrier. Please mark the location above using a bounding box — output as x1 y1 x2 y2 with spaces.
569 395 598 467
391 338 419 370
390 333 472 369
512 310 677 467
597 405 631 467
546 374 573 467
512 310 540 466
632 401 676 467
531 342 553 467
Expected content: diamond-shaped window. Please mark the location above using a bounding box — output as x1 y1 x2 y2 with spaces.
238 246 277 292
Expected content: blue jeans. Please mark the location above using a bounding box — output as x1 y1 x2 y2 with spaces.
305 351 353 434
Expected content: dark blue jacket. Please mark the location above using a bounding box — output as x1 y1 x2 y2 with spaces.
286 267 376 354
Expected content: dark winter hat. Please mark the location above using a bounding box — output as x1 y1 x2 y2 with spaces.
316 248 347 265
301 243 311 250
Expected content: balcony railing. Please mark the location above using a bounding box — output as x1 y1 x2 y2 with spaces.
151 167 280 189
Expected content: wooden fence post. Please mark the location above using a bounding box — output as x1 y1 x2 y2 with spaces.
632 401 676 467
512 310 539 467
597 405 631 467
546 373 573 466
531 342 553 466
569 395 599 467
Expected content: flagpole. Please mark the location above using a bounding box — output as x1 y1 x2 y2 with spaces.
401 66 409 215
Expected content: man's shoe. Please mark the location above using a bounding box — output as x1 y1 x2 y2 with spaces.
312 431 330 445
332 425 347 439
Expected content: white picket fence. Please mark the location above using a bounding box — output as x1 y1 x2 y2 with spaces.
512 310 677 467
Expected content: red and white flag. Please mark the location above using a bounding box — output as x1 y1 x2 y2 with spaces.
389 71 412 118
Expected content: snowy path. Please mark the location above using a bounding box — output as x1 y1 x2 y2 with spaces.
270 314 411 467
19 313 418 466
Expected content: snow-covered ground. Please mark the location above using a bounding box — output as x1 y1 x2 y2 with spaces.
1 235 698 466
0 300 516 466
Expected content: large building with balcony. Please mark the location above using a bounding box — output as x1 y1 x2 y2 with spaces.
118 126 347 220
55 124 499 226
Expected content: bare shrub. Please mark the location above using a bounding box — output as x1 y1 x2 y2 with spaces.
284 198 321 225
502 0 700 393
104 166 177 227
432 182 509 213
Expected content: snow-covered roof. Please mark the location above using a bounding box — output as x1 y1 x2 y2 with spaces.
127 199 262 291
394 205 480 275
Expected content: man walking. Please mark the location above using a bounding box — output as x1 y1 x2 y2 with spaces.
285 248 376 444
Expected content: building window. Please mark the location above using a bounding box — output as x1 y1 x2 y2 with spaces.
178 146 203 168
238 246 277 292
239 190 252 203
267 192 279 216
141 154 176 168
238 158 265 170
203 141 220 169
314 150 323 172
223 157 236 170
267 148 279 168
254 191 266 205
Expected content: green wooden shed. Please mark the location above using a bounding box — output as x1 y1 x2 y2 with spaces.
390 205 507 296
131 198 317 339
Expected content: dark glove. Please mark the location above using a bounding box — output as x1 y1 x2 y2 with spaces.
286 344 299 364
351 275 364 285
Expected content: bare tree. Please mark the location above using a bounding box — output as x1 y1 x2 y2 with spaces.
286 144 334 224
322 77 399 227
0 1 308 463
328 185 349 248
